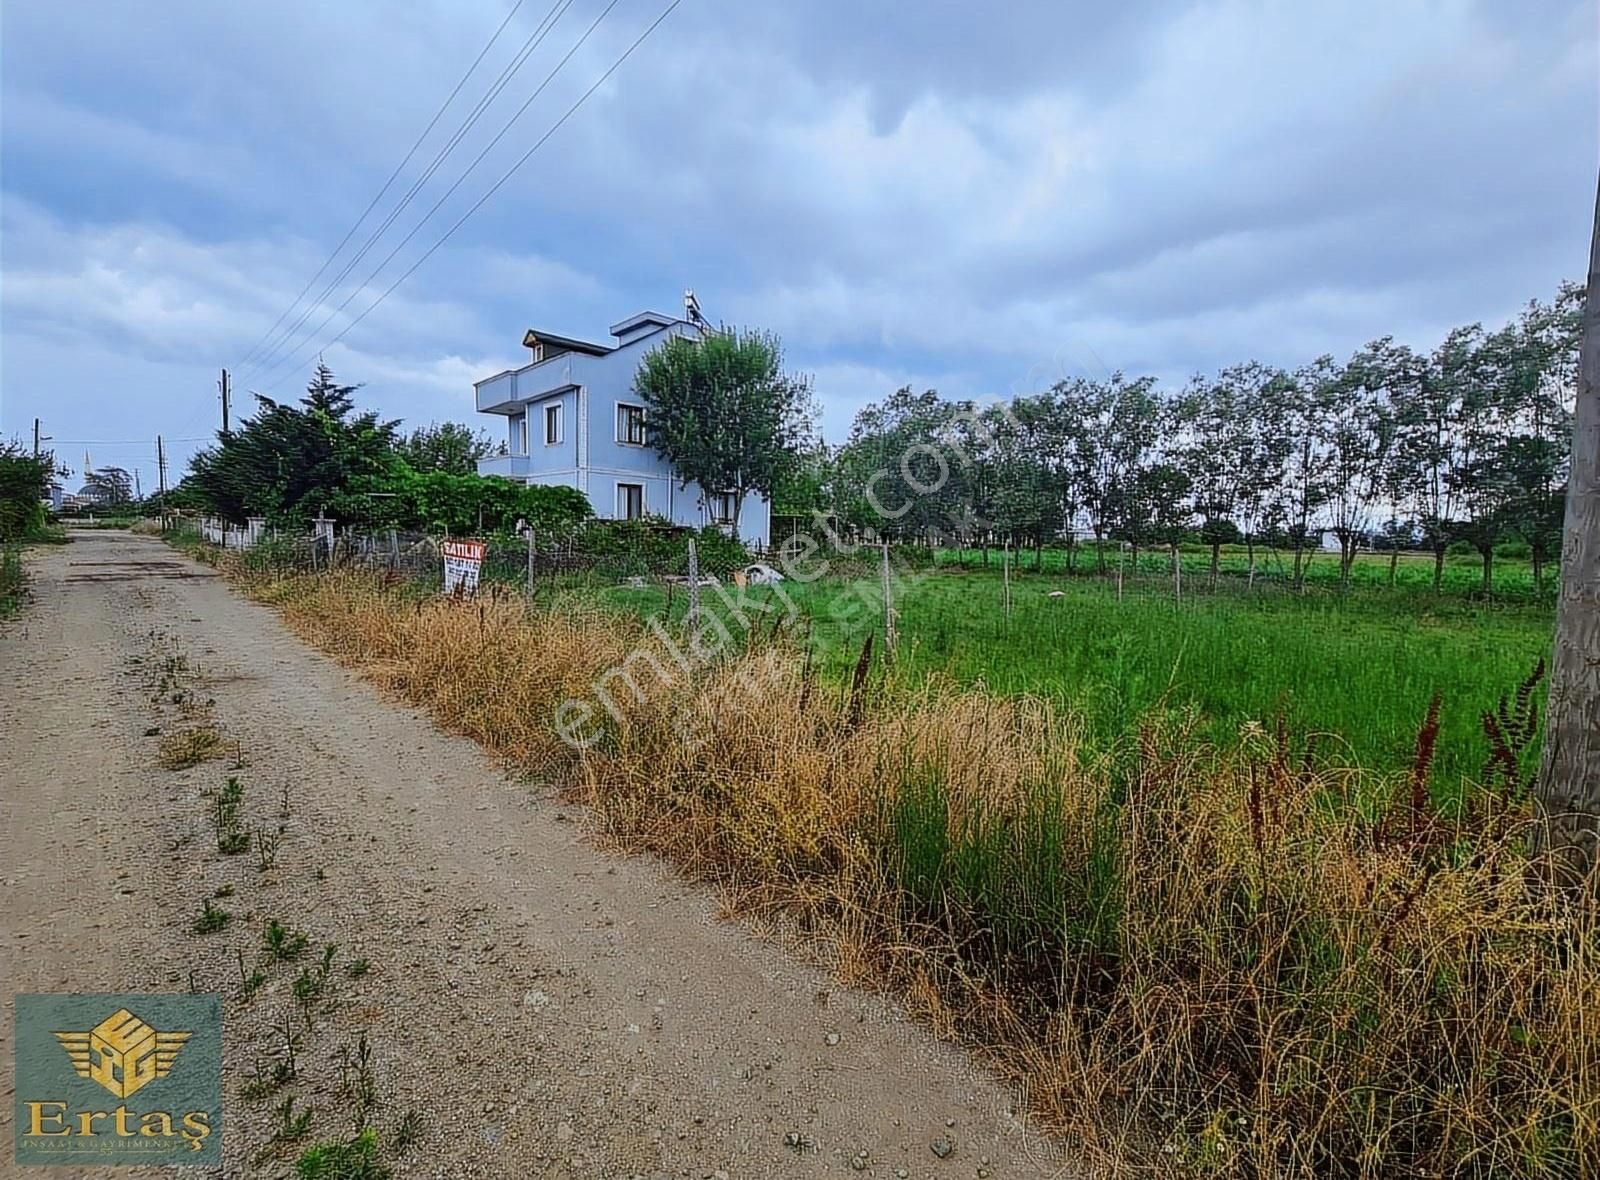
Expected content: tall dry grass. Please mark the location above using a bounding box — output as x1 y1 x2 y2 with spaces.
248 567 1596 1177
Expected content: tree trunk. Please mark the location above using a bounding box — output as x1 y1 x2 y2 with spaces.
1210 541 1221 589
1480 547 1494 597
1535 168 1600 885
1388 548 1399 588
1432 546 1445 594
1292 543 1305 593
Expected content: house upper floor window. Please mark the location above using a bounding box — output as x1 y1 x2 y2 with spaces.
708 491 736 525
544 403 562 445
617 482 644 520
616 402 647 446
513 413 529 455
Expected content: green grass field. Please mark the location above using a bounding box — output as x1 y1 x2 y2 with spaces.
595 562 1552 797
915 540 1551 599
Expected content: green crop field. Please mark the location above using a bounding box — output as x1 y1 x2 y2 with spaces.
597 559 1553 798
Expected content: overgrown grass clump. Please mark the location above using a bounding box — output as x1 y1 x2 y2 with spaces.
0 544 25 619
235 564 1593 1176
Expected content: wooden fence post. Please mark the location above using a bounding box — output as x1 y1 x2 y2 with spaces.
1003 541 1012 618
686 538 701 631
881 541 897 658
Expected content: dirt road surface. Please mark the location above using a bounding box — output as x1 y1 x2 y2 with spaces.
1 531 1067 1179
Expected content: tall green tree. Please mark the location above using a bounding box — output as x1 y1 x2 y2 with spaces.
1322 341 1400 588
83 465 135 506
399 422 502 476
633 328 814 538
186 363 400 526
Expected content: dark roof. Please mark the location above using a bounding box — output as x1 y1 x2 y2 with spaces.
522 328 611 357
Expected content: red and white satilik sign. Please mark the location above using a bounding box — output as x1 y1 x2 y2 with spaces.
440 539 488 597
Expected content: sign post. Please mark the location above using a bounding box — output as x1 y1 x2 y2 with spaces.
441 539 488 597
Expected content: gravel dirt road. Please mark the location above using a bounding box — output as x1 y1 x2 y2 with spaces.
1 531 1068 1179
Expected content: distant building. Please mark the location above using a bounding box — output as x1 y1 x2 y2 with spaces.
473 310 772 548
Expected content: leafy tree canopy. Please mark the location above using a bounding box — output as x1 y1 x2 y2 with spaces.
633 327 815 538
398 422 502 476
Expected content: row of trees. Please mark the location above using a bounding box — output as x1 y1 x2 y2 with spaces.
180 365 586 534
787 282 1582 595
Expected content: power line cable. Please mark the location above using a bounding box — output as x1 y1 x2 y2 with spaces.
253 0 665 392
236 0 532 373
240 0 575 382
264 0 681 382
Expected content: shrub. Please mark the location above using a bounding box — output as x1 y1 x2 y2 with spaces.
573 519 750 579
0 444 55 541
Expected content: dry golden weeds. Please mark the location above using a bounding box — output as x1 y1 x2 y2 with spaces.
241 567 1597 1178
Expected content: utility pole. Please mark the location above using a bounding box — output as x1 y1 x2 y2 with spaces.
1536 169 1600 886
219 369 232 434
156 435 168 528
33 418 40 457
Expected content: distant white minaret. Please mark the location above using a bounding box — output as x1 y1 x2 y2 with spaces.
84 450 93 476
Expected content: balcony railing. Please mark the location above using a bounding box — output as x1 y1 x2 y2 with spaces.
477 454 533 479
474 356 584 413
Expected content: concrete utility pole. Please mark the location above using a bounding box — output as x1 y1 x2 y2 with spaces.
1536 171 1600 885
33 418 40 457
220 369 232 434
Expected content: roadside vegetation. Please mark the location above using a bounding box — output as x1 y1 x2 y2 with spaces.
602 560 1551 795
0 441 72 618
194 552 1593 1178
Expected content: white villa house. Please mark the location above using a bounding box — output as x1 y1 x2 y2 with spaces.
474 309 771 548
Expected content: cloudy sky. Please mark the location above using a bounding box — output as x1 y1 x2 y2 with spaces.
2 0 1594 491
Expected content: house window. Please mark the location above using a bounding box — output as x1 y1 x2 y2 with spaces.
512 413 529 455
544 403 562 446
617 483 645 520
708 491 736 525
616 402 647 446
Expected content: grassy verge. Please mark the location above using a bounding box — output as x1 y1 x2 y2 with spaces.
0 543 25 618
208 553 1593 1176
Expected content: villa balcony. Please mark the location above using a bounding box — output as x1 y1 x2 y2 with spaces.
475 356 585 414
477 454 533 480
